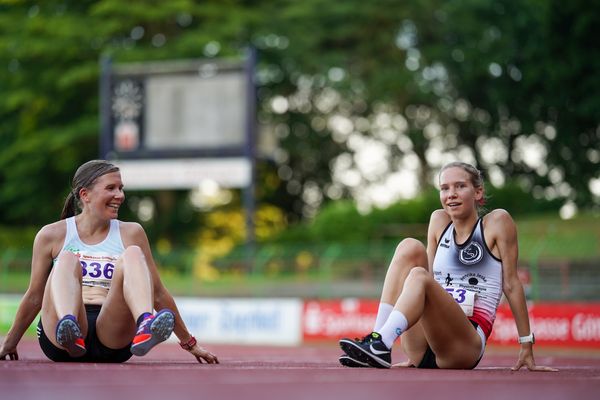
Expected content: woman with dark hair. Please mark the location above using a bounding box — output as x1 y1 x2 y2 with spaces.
339 162 556 371
0 160 218 363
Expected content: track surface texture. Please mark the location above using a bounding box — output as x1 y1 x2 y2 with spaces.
1 339 599 400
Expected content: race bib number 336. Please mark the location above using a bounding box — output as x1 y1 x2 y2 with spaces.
81 260 115 280
79 255 117 289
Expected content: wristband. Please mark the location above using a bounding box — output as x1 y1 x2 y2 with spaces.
518 332 535 344
179 335 197 350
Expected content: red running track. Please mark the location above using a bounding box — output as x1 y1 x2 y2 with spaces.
1 339 599 400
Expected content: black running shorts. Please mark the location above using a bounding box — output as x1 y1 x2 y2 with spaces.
37 304 132 363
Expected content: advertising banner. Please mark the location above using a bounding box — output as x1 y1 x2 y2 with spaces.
176 297 303 346
302 299 600 348
490 302 600 347
303 298 378 340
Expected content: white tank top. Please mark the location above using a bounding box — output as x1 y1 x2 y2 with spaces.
58 217 125 289
432 218 503 338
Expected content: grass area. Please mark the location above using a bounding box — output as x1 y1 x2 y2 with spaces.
516 212 600 262
0 271 30 295
1 212 598 297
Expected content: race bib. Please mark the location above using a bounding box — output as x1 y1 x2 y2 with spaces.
445 287 476 317
79 253 117 289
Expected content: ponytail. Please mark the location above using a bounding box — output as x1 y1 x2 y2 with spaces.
60 191 78 220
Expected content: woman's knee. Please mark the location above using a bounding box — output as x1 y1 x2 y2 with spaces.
56 251 80 265
401 266 433 293
396 238 426 256
119 245 149 272
54 252 82 279
406 266 430 282
391 238 427 268
122 245 145 262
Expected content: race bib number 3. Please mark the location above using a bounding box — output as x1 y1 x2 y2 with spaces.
445 288 476 317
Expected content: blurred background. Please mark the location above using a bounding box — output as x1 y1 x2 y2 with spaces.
0 0 598 311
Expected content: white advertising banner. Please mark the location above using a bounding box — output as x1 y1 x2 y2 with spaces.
175 297 303 346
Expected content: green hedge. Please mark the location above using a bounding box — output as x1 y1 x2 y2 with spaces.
267 184 563 244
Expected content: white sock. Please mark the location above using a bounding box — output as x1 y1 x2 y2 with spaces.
378 310 408 349
373 302 394 332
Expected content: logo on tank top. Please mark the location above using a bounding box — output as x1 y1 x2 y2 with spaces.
461 272 488 287
64 246 80 255
459 242 483 265
444 273 453 286
53 246 81 267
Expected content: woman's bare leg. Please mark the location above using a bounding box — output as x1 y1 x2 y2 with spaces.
394 267 482 368
372 239 430 363
380 239 428 305
40 251 87 348
95 245 154 349
373 238 481 368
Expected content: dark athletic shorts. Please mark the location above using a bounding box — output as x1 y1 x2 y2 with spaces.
416 320 484 369
37 304 132 363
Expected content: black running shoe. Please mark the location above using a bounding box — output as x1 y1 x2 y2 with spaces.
339 333 373 363
339 354 369 368
339 332 391 368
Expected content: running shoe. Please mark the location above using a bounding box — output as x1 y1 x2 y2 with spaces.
339 332 391 369
339 354 369 368
338 333 374 361
55 314 86 358
130 309 175 356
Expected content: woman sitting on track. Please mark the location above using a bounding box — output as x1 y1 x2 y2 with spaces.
0 160 219 364
339 161 556 371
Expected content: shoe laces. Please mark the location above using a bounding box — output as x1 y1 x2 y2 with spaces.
136 315 154 335
355 333 377 344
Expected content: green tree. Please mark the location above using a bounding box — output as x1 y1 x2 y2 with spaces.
425 0 600 207
0 0 259 241
0 1 102 224
0 0 598 244
256 0 599 214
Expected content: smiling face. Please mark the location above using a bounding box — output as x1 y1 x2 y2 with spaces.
439 166 483 219
79 171 124 220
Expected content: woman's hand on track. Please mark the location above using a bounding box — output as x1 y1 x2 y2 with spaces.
186 343 219 364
